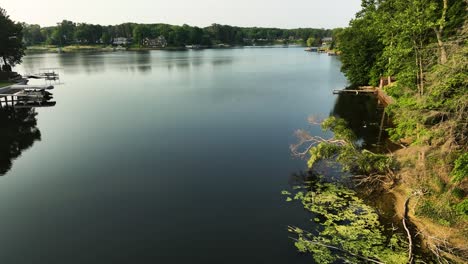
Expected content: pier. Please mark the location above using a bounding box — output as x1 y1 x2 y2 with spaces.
333 86 376 95
0 69 60 108
333 84 394 107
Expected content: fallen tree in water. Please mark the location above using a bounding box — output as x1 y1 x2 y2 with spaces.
290 116 398 189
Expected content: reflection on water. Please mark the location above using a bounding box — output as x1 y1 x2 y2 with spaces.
5 49 348 264
0 107 41 175
212 57 234 66
21 50 237 77
332 93 388 148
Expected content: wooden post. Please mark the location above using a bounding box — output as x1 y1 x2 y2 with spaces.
377 110 386 144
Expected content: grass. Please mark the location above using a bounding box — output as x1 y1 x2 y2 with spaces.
0 81 13 88
26 44 115 53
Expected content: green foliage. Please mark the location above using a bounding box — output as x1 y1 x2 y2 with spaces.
0 7 25 67
74 23 102 44
285 182 407 263
21 23 45 45
330 0 468 255
416 198 460 226
306 37 316 47
453 199 468 216
101 32 111 44
356 150 394 175
451 188 464 200
321 116 356 142
307 117 395 176
451 153 468 183
51 20 76 46
335 16 384 86
307 142 341 169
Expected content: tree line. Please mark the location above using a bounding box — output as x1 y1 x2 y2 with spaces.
22 20 332 47
332 0 466 87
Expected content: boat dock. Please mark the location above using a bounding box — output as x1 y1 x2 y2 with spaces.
333 85 394 107
0 84 54 107
0 69 59 108
333 86 376 95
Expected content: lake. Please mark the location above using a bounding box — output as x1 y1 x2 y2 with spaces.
0 48 381 263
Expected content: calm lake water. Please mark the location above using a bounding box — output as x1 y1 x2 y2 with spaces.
0 48 382 263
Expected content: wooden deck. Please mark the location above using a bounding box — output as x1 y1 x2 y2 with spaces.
333 85 394 107
333 88 376 95
375 88 394 106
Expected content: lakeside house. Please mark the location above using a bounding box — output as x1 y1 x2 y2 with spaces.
113 37 131 46
322 37 333 43
142 36 167 48
321 37 333 48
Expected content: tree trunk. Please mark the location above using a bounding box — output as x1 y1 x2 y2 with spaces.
434 0 448 64
415 51 420 94
419 53 424 96
434 28 448 64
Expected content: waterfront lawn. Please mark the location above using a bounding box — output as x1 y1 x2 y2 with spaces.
0 81 13 88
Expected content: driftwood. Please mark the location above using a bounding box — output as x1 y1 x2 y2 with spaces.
290 129 347 158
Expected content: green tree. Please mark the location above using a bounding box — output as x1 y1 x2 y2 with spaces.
0 7 25 69
306 37 316 47
51 20 76 45
133 24 151 46
101 31 111 44
338 17 384 86
188 26 203 45
22 23 45 45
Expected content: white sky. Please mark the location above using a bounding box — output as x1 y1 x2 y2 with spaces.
1 0 362 28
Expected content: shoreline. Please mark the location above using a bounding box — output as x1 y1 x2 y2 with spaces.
25 44 307 54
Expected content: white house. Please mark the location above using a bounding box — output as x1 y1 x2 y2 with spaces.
113 37 131 45
142 36 167 48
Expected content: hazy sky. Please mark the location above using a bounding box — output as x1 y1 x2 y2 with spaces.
2 0 362 28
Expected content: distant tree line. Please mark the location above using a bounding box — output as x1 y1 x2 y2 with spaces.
22 20 333 47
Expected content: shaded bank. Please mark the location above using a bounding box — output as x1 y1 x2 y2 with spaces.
286 91 441 262
0 107 41 175
331 93 386 148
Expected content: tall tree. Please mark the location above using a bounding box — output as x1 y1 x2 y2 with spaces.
306 37 316 47
22 23 45 45
0 7 25 70
133 24 151 46
51 20 76 45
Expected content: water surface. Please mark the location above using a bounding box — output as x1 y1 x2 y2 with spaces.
1 48 354 263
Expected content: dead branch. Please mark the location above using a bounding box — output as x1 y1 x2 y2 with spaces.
403 195 414 264
290 129 347 158
307 115 324 125
426 235 468 264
